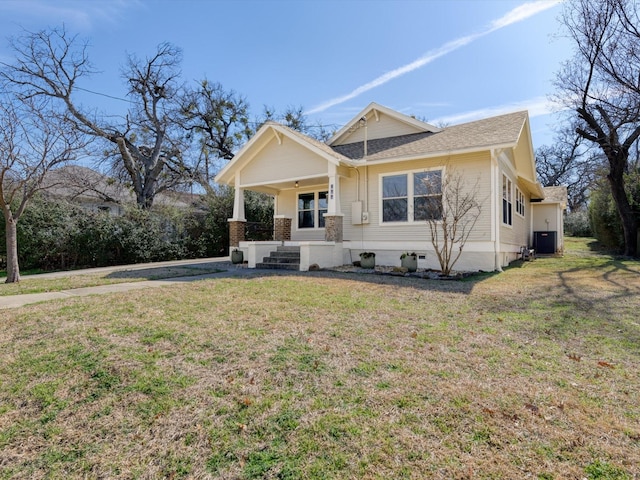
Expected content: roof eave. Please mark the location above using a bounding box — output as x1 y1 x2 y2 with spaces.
328 102 442 146
356 141 518 166
214 123 356 186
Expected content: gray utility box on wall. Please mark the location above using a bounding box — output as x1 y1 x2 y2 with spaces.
534 231 556 254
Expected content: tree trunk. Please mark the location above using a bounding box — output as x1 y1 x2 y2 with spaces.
4 216 20 283
608 166 638 257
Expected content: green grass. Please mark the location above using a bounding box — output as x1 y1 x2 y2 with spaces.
0 265 223 296
0 237 638 478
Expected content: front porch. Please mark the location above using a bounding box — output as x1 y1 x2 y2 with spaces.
236 240 344 272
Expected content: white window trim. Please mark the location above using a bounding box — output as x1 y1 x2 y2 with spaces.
515 187 525 218
379 167 444 225
502 174 513 227
296 190 328 231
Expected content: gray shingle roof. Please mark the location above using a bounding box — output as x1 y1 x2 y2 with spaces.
542 185 568 204
331 111 528 161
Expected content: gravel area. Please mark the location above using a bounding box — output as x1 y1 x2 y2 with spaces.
325 264 472 279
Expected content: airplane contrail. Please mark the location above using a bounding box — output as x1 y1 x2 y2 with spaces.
306 0 562 115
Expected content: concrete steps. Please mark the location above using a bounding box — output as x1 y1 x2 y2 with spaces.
256 246 300 270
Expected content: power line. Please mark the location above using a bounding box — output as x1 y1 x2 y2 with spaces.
75 86 132 103
72 85 341 130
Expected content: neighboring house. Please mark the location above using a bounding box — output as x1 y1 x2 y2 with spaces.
215 102 566 272
43 165 198 214
43 165 131 215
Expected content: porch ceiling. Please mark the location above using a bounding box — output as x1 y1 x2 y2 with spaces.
240 174 330 195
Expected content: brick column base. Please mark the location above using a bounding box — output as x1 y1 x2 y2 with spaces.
229 220 246 247
324 215 343 242
274 216 291 242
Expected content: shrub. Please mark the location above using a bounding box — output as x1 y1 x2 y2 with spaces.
2 186 274 272
564 210 592 237
589 183 624 251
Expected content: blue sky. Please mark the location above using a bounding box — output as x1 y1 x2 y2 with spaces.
0 0 569 148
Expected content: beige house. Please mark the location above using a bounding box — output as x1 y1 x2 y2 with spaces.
215 102 566 272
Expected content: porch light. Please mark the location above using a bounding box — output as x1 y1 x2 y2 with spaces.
295 181 299 188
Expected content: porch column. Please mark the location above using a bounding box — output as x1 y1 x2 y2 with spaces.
274 215 291 242
228 173 246 247
324 214 343 242
327 165 342 215
229 220 246 247
325 165 344 242
232 173 246 221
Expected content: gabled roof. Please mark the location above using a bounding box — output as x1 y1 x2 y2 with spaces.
214 121 354 186
328 102 442 146
215 105 539 195
332 110 529 163
541 186 568 208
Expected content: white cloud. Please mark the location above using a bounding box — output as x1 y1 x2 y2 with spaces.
307 0 562 115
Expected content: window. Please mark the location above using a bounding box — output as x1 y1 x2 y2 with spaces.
515 188 525 217
382 174 408 222
502 175 512 225
298 191 328 229
414 170 442 221
382 170 442 223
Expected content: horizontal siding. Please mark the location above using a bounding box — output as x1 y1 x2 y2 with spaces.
336 111 424 144
241 136 328 186
343 152 493 244
532 204 559 231
500 173 531 247
341 175 360 242
513 125 536 182
279 187 329 242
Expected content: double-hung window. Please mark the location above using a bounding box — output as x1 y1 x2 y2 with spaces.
298 191 328 229
382 174 408 222
515 188 525 217
382 170 442 223
502 175 512 226
414 170 442 221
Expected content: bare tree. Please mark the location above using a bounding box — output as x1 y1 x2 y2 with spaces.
0 96 87 283
535 127 599 212
1 27 191 209
420 168 482 276
179 79 252 189
555 0 640 255
257 105 333 142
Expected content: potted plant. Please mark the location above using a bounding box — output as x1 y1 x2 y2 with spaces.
359 251 376 269
231 248 244 264
400 252 418 272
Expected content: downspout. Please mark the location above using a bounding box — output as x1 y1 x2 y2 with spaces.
362 116 369 230
491 150 503 272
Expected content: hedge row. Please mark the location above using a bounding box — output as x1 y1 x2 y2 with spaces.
1 188 272 271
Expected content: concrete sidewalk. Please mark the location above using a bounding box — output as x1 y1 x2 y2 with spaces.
0 258 265 310
0 257 231 281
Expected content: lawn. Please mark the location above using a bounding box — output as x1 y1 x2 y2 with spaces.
0 238 638 479
0 264 224 296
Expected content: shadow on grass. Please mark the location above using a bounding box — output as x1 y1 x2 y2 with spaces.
522 256 640 351
213 267 503 295
104 264 224 281
587 238 620 255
